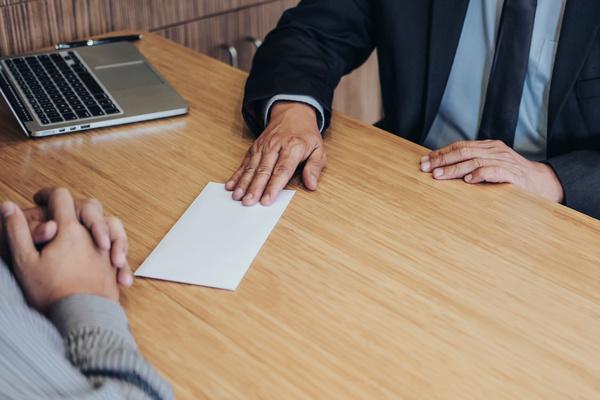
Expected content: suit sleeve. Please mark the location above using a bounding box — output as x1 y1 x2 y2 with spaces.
545 149 600 219
242 0 375 135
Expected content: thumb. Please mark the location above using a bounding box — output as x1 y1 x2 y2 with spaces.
1 202 38 265
302 146 326 191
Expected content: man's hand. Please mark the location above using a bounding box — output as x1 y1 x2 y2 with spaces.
1 188 119 313
226 101 326 206
420 140 564 203
0 189 133 287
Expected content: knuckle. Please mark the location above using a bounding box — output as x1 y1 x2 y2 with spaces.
232 166 245 178
14 251 35 268
243 165 256 174
248 144 260 157
107 215 123 229
287 135 304 144
53 187 70 197
312 157 325 169
438 153 448 165
87 197 101 206
92 220 108 232
266 137 281 151
286 136 308 150
458 147 471 158
85 197 103 210
236 178 251 189
255 165 272 176
444 164 457 176
273 165 290 176
514 169 524 179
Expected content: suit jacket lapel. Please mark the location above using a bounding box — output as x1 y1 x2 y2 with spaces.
548 0 600 136
421 0 470 143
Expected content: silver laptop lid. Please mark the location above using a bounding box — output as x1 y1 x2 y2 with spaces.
0 42 188 137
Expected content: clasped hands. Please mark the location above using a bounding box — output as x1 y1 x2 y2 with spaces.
0 187 132 313
226 103 564 204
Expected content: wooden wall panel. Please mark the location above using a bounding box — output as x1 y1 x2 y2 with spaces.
111 0 280 31
0 0 27 6
156 0 298 71
334 53 382 124
0 0 112 56
0 0 281 56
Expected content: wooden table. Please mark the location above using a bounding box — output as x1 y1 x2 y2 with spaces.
1 32 600 399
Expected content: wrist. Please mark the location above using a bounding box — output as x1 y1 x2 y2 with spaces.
50 288 119 309
270 101 319 132
49 294 135 346
42 280 120 314
535 162 565 203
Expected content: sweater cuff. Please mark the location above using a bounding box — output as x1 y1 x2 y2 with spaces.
49 294 136 348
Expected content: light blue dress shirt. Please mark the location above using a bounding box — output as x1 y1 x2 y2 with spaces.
266 0 566 161
424 0 566 161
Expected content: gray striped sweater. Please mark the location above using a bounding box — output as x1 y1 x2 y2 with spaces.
0 259 174 399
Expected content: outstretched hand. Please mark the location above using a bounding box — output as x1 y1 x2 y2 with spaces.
226 102 327 206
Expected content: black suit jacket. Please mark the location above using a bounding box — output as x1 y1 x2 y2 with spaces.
243 0 600 219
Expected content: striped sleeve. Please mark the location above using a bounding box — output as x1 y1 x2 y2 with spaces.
49 295 175 400
0 259 174 399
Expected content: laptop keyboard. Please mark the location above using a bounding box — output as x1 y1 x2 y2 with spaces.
3 51 121 125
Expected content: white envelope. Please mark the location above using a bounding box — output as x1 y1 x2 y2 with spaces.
135 182 295 290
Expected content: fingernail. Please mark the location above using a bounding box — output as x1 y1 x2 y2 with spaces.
243 193 254 203
465 174 473 183
225 180 235 190
233 188 244 200
122 273 133 287
261 194 271 205
433 168 444 178
421 161 431 172
311 174 319 188
117 252 126 266
421 155 430 162
0 202 15 218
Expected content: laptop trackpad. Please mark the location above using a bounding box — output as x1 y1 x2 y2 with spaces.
96 62 163 92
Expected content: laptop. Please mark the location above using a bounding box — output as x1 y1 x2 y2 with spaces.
0 41 188 138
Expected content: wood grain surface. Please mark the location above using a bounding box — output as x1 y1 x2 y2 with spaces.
1 32 599 399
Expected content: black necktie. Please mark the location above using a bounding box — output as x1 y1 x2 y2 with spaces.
478 0 537 146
